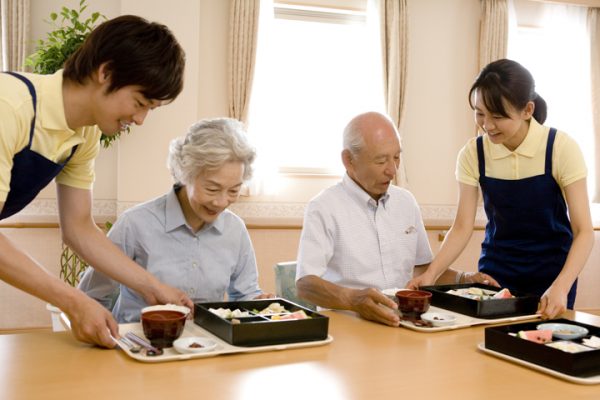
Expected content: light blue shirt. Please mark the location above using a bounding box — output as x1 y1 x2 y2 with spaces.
78 187 262 323
296 174 433 290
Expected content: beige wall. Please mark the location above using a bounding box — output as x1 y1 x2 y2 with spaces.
1 0 592 330
2 226 599 329
26 0 479 208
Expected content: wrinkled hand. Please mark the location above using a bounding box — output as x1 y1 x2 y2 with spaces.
463 271 499 287
254 292 275 299
143 281 194 312
65 295 119 349
349 288 399 327
538 286 568 319
406 272 436 290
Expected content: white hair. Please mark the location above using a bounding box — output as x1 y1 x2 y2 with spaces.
167 118 256 186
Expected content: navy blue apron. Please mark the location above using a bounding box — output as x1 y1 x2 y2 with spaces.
0 72 78 220
477 128 576 308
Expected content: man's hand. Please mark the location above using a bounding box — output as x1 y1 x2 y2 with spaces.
64 294 119 348
348 287 399 327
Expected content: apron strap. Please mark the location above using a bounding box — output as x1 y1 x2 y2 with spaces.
3 72 37 147
476 135 485 178
545 128 557 175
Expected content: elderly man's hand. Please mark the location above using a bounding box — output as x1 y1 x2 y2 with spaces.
348 287 399 327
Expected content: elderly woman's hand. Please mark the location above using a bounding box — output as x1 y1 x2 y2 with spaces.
462 271 500 287
254 292 275 299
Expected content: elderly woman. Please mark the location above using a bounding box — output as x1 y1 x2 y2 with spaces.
79 118 271 323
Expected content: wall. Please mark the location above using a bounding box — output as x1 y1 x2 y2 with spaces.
2 225 599 329
21 0 480 219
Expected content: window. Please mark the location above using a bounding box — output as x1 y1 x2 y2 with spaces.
508 1 595 196
248 1 385 178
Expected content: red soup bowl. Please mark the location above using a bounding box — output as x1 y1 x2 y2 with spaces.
395 290 432 321
141 305 190 349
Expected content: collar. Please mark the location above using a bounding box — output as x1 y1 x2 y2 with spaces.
164 186 225 234
38 70 78 134
342 174 389 208
486 118 546 160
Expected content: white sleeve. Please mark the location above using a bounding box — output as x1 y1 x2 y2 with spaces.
296 199 335 281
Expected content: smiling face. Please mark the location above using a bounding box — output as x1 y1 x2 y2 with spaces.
473 89 533 151
90 64 164 136
343 118 400 200
177 161 244 231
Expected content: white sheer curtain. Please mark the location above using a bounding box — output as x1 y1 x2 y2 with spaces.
377 0 409 187
0 0 29 71
479 0 509 69
509 2 593 198
229 0 260 124
588 7 600 202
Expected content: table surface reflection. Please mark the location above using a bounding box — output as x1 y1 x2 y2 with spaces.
1 310 599 400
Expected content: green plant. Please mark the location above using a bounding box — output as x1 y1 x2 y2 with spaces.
25 0 123 148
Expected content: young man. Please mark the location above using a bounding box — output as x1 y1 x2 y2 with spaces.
0 15 192 348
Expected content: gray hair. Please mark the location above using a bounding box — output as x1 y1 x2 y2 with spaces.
343 111 398 155
167 118 256 186
342 119 366 155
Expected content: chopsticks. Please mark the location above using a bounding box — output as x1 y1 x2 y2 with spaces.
124 332 163 356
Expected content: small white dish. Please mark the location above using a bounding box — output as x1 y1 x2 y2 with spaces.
420 312 456 327
536 323 589 340
173 337 217 354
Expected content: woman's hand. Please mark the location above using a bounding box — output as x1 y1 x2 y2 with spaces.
538 286 568 319
462 271 500 287
406 271 436 290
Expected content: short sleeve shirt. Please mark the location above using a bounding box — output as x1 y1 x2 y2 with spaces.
456 118 587 192
78 187 263 323
0 70 101 201
296 174 433 290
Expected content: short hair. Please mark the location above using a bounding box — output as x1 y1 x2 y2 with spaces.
343 112 397 155
343 118 366 155
63 15 185 101
167 118 256 186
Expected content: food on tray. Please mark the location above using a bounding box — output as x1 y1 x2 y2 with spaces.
446 287 513 301
582 335 600 349
255 302 289 315
536 323 589 340
209 307 251 319
515 329 553 344
545 341 594 353
189 342 204 348
271 310 310 321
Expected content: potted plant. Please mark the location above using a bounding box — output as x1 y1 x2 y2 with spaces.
25 0 124 148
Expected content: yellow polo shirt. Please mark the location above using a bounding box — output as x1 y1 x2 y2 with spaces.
0 70 101 202
456 118 587 193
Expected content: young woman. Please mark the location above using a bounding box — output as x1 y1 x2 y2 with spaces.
409 59 593 319
0 15 189 348
79 118 272 322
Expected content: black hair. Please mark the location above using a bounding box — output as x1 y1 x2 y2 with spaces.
468 59 546 123
63 15 185 101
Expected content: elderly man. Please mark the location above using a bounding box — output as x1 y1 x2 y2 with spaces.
296 112 495 326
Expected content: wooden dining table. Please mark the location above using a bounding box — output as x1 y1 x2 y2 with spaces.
1 309 599 400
